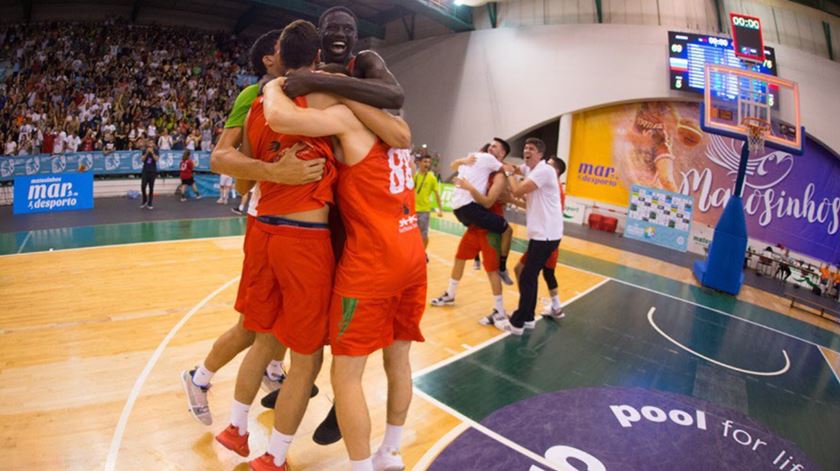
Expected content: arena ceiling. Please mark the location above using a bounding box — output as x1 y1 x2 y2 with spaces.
1 0 475 39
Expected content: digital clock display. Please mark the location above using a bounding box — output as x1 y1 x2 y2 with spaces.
668 31 776 95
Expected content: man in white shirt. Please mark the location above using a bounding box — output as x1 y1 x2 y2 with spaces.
54 130 66 154
497 137 564 335
66 133 81 153
449 138 515 282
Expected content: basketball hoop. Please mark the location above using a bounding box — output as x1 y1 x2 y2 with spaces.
742 116 770 153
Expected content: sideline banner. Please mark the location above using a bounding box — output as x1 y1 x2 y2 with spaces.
439 182 455 212
0 150 212 181
13 172 94 215
625 185 693 252
567 101 840 264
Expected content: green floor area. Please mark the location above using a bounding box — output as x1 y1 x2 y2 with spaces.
415 281 840 470
0 217 246 255
430 218 840 352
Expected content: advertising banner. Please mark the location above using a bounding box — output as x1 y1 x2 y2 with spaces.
439 182 455 212
0 150 212 181
13 172 94 214
625 185 693 252
567 102 840 264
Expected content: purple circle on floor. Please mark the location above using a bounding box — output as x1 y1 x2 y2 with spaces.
430 387 820 471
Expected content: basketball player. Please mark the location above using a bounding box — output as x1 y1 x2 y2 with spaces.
282 6 404 110
262 5 412 447
430 148 508 325
256 28 424 471
181 30 320 427
507 155 568 323
497 138 564 335
212 21 412 470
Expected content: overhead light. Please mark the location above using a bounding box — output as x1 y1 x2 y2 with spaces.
454 0 464 5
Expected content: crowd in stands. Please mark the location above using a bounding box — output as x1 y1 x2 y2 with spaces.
0 19 253 156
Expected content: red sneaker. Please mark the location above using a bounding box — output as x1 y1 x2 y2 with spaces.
215 424 250 457
249 453 289 470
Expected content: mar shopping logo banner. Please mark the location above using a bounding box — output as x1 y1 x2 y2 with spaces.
568 101 840 264
13 172 94 215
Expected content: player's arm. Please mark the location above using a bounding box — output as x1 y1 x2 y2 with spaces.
432 180 443 215
339 98 411 149
503 164 538 198
455 172 505 209
263 78 354 138
449 154 477 172
283 51 404 109
211 110 324 184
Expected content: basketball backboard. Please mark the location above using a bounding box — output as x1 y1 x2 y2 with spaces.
701 64 804 155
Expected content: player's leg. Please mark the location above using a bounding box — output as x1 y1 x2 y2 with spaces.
504 240 560 333
431 257 465 306
216 332 280 457
373 340 412 470
541 248 564 319
330 354 371 467
499 225 514 285
432 230 477 306
255 348 324 469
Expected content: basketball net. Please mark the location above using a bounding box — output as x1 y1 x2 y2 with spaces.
742 116 770 153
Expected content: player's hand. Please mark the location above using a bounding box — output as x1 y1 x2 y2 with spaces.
265 142 325 185
436 208 443 217
453 177 474 192
502 164 516 174
282 70 316 98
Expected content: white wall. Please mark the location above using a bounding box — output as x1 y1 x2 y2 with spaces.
380 23 840 167
468 0 839 62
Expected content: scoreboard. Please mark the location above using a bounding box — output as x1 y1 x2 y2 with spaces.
668 31 776 94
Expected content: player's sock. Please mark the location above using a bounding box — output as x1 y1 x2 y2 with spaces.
500 256 508 273
267 428 295 466
447 279 459 298
381 423 403 450
493 295 504 314
266 360 285 381
551 295 562 310
193 363 214 387
351 458 374 471
230 400 250 435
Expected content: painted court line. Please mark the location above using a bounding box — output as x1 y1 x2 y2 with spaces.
16 231 31 253
104 275 240 471
818 348 840 384
433 226 840 357
1 232 244 257
413 277 610 379
647 306 792 376
413 389 564 471
412 422 470 471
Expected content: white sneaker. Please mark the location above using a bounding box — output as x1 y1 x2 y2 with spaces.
478 308 507 326
523 320 536 330
494 318 523 336
180 369 212 425
430 292 455 306
373 446 405 471
216 198 224 204
499 270 514 286
140 202 147 208
261 371 285 393
542 305 566 320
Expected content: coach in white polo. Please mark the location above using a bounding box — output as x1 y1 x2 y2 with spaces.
498 137 563 335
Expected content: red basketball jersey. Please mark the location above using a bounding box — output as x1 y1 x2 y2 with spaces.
333 141 426 298
246 96 336 216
